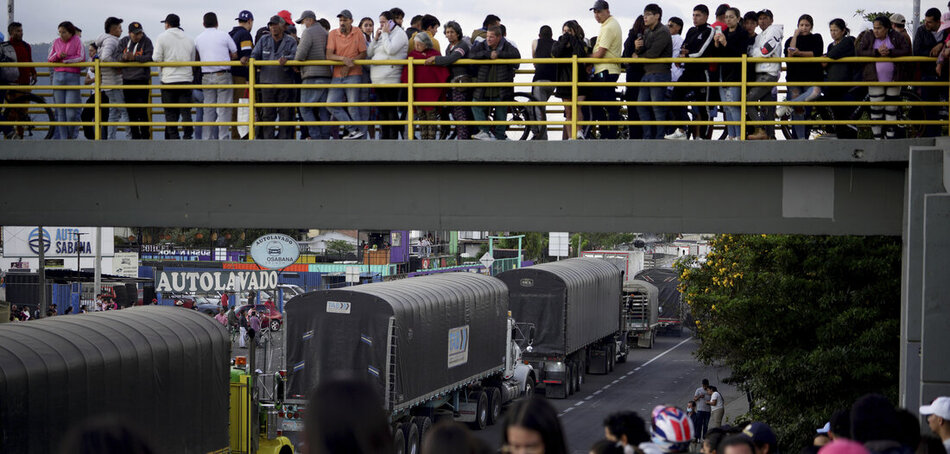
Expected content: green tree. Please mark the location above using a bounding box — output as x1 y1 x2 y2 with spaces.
326 239 355 256
675 235 901 451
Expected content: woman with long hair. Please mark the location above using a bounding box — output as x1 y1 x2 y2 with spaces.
551 20 590 140
428 20 474 139
711 7 749 140
823 18 857 138
367 10 408 139
47 21 85 140
502 397 568 454
779 14 824 139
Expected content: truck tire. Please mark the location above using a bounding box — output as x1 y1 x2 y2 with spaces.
525 377 536 399
607 344 615 373
566 367 575 396
404 422 420 454
574 363 582 392
470 390 489 430
413 416 432 443
487 387 503 425
393 425 406 454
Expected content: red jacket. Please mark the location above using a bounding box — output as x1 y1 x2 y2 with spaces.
9 40 35 85
402 49 449 111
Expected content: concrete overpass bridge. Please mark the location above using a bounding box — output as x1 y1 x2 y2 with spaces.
1 138 947 416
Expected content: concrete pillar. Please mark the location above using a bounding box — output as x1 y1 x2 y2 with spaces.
901 146 947 413
921 193 950 404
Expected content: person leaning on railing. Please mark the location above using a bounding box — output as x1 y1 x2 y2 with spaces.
856 15 910 140
47 21 85 140
406 32 448 140
152 13 196 140
470 25 520 141
746 9 783 141
118 21 154 140
631 3 673 140
551 20 590 141
666 5 714 141
248 15 298 140
367 10 408 140
427 20 474 140
589 0 623 140
823 18 857 139
914 8 947 137
779 14 824 140
710 7 749 141
295 10 333 140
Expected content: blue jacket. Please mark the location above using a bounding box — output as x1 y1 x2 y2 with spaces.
250 33 298 84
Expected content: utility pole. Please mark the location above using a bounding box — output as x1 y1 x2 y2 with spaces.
37 226 47 317
94 227 101 308
74 231 88 309
913 0 920 36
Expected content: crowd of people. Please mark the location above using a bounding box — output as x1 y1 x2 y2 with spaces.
3 3 949 142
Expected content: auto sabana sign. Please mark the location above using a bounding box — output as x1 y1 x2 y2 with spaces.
2 226 115 258
249 234 300 270
155 270 278 293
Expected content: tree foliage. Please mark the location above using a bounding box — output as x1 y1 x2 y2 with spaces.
675 234 901 451
326 239 355 256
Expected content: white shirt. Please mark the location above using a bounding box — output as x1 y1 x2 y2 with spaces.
710 391 724 411
153 27 196 83
195 27 237 73
671 34 684 82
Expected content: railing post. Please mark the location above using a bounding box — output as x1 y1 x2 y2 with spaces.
571 54 578 140
740 54 747 141
407 57 415 141
94 59 101 141
248 59 256 140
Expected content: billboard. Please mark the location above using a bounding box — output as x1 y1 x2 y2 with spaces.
112 252 139 278
155 270 279 293
2 227 115 258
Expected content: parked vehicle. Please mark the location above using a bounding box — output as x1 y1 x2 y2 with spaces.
283 273 535 454
0 306 293 454
497 257 624 399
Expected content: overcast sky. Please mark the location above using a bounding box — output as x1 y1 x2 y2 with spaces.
10 0 918 55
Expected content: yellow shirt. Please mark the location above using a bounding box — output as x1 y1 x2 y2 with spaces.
411 30 441 52
594 15 622 75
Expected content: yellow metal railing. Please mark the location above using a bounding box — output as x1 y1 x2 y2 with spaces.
1 56 947 140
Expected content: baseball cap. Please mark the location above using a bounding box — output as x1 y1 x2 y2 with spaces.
889 13 906 26
337 9 353 20
743 422 778 452
277 10 293 25
757 9 773 19
589 0 609 11
161 14 181 27
920 396 950 420
128 21 143 33
818 440 870 454
295 10 316 24
236 10 253 22
816 422 831 434
267 15 283 26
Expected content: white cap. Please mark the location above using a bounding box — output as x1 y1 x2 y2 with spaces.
920 396 950 419
817 422 831 434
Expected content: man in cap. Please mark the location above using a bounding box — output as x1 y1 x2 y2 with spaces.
229 10 254 139
889 14 912 47
248 15 298 139
195 12 238 140
153 13 196 139
295 9 333 140
920 396 950 453
589 0 623 140
915 8 946 137
326 9 368 139
118 21 153 139
742 422 779 454
746 9 783 140
96 17 131 140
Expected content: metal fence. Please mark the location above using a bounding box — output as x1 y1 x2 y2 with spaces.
1 56 947 140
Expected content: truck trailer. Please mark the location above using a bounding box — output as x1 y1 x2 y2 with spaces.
284 272 534 454
620 279 660 354
0 306 293 454
497 257 623 399
636 268 685 336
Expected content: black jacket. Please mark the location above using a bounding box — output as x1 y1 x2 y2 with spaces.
470 38 521 99
714 27 749 82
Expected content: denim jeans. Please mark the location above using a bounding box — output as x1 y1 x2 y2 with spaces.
202 71 233 140
636 73 672 139
192 89 204 139
747 73 779 138
472 97 508 139
103 88 130 140
786 86 821 139
52 71 82 140
531 83 556 139
300 78 331 139
359 71 373 138
327 74 366 136
719 86 741 139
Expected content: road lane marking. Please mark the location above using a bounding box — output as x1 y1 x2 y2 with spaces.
575 401 585 406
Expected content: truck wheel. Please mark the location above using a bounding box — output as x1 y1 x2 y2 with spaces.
270 319 281 331
404 422 420 454
574 363 582 392
393 425 406 454
487 387 503 425
524 377 535 399
413 416 432 442
607 345 615 373
470 390 489 430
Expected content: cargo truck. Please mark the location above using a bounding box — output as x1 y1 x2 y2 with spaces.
636 268 685 336
497 257 623 399
283 272 535 454
619 279 660 355
0 306 293 454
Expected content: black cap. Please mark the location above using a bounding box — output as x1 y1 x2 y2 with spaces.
267 15 283 26
757 9 773 19
161 13 181 27
337 9 353 20
590 0 609 11
128 21 143 33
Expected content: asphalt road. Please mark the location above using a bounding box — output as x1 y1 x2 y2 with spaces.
472 333 743 454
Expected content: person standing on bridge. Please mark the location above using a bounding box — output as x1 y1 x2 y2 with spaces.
693 379 712 441
153 13 196 140
47 21 85 140
96 17 131 140
249 15 298 139
118 21 154 140
195 12 238 140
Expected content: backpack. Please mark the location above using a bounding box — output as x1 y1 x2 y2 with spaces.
0 42 19 83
